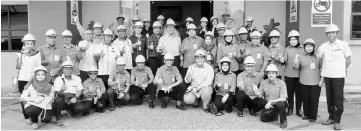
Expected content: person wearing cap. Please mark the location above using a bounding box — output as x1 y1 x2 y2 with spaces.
129 55 157 108
74 16 104 44
317 24 352 130
210 16 219 38
78 29 100 82
82 67 107 115
257 64 288 128
157 15 165 34
243 31 270 76
216 30 242 75
129 21 147 67
237 26 252 72
268 30 285 80
235 56 266 117
183 50 214 112
141 18 153 37
107 57 131 110
147 21 163 75
53 60 85 126
61 30 83 76
154 53 187 109
37 29 64 83
245 16 257 33
17 34 42 126
157 18 182 71
200 31 217 69
213 57 236 115
283 30 304 117
293 38 322 123
180 23 205 78
198 17 209 39
97 29 119 90
20 66 54 129
113 25 133 72
215 23 227 47
109 15 125 40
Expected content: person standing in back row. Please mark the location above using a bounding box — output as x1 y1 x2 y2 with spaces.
147 21 163 75
129 21 147 67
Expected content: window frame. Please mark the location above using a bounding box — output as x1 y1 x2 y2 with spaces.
1 5 29 52
350 1 361 40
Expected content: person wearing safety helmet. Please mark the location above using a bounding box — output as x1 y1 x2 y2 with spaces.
210 16 219 38
268 29 285 79
154 53 187 109
197 17 209 39
107 57 131 110
113 25 133 72
147 21 163 75
60 30 83 76
184 50 214 112
157 18 182 71
221 12 230 23
109 15 125 40
237 26 252 72
97 29 119 91
78 29 101 82
216 30 242 75
157 15 165 34
53 60 85 126
257 64 288 128
20 66 54 129
129 21 147 67
215 23 227 47
128 15 141 37
245 16 257 33
141 18 153 38
37 29 64 83
317 24 352 130
293 38 322 123
283 30 304 117
82 67 107 115
180 23 205 78
213 57 236 116
74 16 104 44
129 55 157 108
235 56 266 117
199 31 217 69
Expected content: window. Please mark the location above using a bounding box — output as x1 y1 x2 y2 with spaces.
1 5 28 51
351 1 361 40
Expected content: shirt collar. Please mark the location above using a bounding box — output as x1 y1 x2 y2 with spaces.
251 43 261 47
61 74 73 80
62 44 75 49
116 70 126 74
47 45 57 50
136 66 145 72
165 66 173 71
270 43 279 48
246 72 257 77
328 39 340 45
268 79 278 84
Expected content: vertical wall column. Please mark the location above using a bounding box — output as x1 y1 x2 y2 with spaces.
67 1 82 45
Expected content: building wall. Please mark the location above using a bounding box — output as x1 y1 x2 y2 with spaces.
81 1 119 31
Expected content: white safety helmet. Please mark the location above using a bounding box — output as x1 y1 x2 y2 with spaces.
204 31 214 38
187 24 197 30
238 27 248 34
246 16 254 22
304 38 316 46
103 29 113 35
135 21 143 27
152 21 162 28
325 24 339 33
117 15 125 20
117 25 127 31
22 34 36 42
132 15 140 21
45 29 57 36
223 30 234 36
200 17 208 22
220 57 231 63
88 66 98 72
157 15 165 20
62 60 74 68
93 22 103 28
210 16 218 22
34 66 47 74
225 17 234 22
61 30 73 36
216 23 227 30
250 31 262 38
265 64 278 72
185 17 194 22
288 30 300 37
116 57 126 65
194 50 206 57
166 18 176 26
164 53 175 60
135 55 146 63
244 56 256 65
269 30 281 37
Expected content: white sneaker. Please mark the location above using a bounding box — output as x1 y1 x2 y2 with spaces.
25 119 33 125
32 123 39 130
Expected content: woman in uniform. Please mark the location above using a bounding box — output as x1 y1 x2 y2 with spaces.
200 31 217 69
216 30 241 75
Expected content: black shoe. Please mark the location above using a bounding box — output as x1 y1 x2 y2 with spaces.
204 108 210 113
296 110 303 117
334 123 341 130
193 99 200 108
322 119 334 125
286 109 293 116
176 104 186 111
109 106 115 111
309 119 316 122
149 101 155 109
302 116 309 120
280 121 287 128
237 111 243 117
161 104 167 109
97 109 105 113
250 110 257 116
83 112 90 116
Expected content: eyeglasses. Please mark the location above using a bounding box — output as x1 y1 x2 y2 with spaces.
270 36 279 39
165 59 174 62
239 33 248 36
88 72 97 75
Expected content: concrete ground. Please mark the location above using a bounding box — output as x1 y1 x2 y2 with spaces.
2 86 361 130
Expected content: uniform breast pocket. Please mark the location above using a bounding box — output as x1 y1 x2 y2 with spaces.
120 76 127 84
333 49 344 59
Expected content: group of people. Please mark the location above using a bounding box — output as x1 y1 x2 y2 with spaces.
17 13 351 130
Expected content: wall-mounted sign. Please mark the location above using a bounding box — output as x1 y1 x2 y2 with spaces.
70 0 78 25
311 0 332 27
290 0 297 23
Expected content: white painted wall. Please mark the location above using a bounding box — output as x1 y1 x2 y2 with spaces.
81 1 119 31
1 52 18 90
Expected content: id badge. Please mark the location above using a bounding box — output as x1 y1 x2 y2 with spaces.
138 46 141 51
257 53 261 59
207 54 212 61
310 62 316 70
253 84 258 91
193 44 197 49
146 34 149 38
224 83 229 90
54 55 59 61
171 76 175 83
228 53 233 58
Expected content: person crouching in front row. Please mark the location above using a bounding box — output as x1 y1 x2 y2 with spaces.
82 67 107 115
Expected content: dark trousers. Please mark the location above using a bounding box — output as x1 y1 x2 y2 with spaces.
285 77 302 111
106 89 131 106
260 101 287 123
302 84 321 120
79 70 89 83
161 55 181 72
157 83 187 105
324 77 344 123
129 84 157 104
98 75 109 90
236 91 267 112
18 80 29 119
214 95 233 112
53 96 85 119
24 105 52 123
147 57 161 75
83 93 108 113
181 68 188 79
